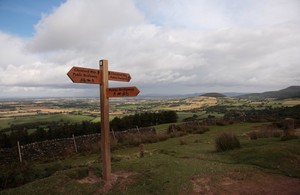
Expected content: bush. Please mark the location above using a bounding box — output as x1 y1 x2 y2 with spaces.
247 131 258 140
193 126 209 134
216 121 229 126
64 167 89 179
247 129 283 140
179 139 187 145
118 132 172 147
215 132 241 152
281 135 298 141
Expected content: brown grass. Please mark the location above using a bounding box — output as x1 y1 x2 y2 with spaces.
247 124 283 140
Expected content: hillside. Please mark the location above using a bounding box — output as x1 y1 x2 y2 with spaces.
201 92 226 98
2 123 300 194
240 86 300 99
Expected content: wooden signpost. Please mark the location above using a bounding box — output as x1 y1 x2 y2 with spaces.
67 59 140 181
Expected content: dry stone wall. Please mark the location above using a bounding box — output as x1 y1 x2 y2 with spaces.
0 127 155 165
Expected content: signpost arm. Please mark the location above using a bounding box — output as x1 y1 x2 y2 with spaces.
100 59 111 181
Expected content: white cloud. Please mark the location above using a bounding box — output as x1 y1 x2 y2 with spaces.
136 0 300 29
0 32 35 67
1 0 300 97
29 0 144 52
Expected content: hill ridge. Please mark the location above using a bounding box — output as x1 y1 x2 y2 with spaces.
240 86 300 99
200 92 226 98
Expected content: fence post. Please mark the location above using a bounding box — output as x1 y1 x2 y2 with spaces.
72 134 78 153
17 141 22 163
136 126 140 134
111 128 116 140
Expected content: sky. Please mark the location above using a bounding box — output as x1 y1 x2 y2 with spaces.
0 0 300 98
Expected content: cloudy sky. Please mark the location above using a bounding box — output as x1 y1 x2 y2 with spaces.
0 0 300 98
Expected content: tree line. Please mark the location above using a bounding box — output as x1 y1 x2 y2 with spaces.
0 111 177 148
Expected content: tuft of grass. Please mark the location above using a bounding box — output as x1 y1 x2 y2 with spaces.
192 126 210 134
179 139 187 145
281 135 298 141
215 132 241 152
226 138 300 177
247 129 282 140
118 133 165 146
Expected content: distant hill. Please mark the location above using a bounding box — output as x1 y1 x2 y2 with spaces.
239 86 300 99
223 92 247 97
201 92 226 98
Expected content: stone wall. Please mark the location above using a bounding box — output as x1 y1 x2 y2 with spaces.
0 127 155 165
0 134 100 165
167 119 219 133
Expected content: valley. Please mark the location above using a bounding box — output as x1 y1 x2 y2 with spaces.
1 91 300 194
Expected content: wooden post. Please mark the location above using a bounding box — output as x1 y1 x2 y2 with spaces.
67 59 140 182
100 59 111 181
136 126 140 134
17 141 22 163
139 144 144 158
72 134 78 153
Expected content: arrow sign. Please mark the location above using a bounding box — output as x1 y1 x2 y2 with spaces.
67 66 131 83
67 66 101 84
108 71 131 82
107 86 140 97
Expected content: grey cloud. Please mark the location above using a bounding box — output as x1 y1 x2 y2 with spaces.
1 0 300 97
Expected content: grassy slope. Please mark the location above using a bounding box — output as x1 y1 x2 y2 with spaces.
2 122 300 194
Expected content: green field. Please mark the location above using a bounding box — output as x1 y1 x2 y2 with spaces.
0 114 96 130
2 122 299 194
1 96 299 133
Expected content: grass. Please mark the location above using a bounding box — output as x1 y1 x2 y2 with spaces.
89 115 120 123
219 138 300 177
176 111 201 121
215 132 241 152
152 123 181 134
1 122 300 194
0 114 96 131
282 99 300 106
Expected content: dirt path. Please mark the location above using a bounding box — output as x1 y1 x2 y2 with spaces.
77 170 137 194
190 170 300 195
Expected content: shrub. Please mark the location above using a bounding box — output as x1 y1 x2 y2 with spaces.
65 167 89 179
179 139 187 145
215 132 241 152
118 132 172 147
193 126 209 134
156 134 170 142
216 121 229 126
247 129 283 140
169 131 187 138
281 135 298 141
247 131 258 140
273 130 282 137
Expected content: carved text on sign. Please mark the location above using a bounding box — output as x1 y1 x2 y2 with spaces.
67 67 132 84
107 87 140 97
67 66 101 84
108 71 131 82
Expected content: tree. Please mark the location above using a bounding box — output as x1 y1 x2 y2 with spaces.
0 132 11 148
